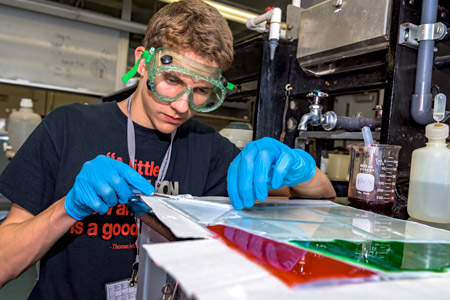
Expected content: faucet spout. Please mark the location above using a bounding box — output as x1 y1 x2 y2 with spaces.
298 91 329 131
298 112 314 131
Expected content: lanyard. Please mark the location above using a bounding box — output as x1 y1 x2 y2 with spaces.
126 94 176 191
126 93 176 275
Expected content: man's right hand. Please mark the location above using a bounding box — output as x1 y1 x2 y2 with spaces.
64 155 154 220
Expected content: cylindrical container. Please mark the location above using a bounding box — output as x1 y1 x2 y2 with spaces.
348 144 401 212
8 98 42 152
327 153 350 181
408 123 450 223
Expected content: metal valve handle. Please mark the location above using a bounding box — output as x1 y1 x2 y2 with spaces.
306 90 329 104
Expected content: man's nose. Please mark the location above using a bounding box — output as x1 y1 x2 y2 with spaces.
170 91 190 114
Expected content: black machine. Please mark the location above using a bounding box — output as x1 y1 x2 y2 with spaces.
224 0 450 215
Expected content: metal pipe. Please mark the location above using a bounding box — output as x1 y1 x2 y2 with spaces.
335 117 382 131
411 0 439 125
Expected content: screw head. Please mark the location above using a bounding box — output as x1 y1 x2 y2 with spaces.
404 31 409 40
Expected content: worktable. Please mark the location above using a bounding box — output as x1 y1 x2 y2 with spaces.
136 196 450 300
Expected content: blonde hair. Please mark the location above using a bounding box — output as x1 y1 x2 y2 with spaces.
143 0 234 71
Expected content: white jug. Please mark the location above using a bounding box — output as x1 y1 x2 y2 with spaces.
408 123 450 223
8 98 42 152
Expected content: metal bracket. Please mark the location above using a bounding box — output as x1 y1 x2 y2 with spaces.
399 22 447 49
286 4 302 41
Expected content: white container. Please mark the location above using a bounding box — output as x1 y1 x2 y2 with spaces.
407 123 450 223
219 122 253 150
8 98 42 152
327 153 350 181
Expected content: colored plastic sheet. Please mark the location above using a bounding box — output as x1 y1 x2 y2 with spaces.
142 196 450 286
208 225 378 288
290 239 450 274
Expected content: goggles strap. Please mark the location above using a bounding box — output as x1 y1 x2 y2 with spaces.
226 82 235 90
121 47 155 84
220 76 234 91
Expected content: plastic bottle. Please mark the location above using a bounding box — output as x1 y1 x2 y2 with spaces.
8 98 42 152
407 123 450 223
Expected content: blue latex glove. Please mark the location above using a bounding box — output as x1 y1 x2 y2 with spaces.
128 190 153 217
128 200 152 217
65 155 154 220
227 137 316 210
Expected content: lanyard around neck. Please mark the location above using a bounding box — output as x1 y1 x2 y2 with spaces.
126 94 176 191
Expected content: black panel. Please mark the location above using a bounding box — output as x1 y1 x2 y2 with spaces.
252 0 450 217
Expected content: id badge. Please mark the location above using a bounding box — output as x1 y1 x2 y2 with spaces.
105 279 137 300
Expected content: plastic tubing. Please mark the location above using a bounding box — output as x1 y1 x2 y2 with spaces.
411 0 439 125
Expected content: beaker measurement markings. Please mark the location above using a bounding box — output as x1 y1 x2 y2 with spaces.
377 184 394 188
378 181 395 185
386 164 398 168
381 167 397 171
378 174 396 178
376 188 395 193
349 144 401 211
385 163 397 167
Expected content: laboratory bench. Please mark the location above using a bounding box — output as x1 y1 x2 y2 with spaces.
136 195 450 300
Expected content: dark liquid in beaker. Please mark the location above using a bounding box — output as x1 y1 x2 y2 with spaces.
348 197 393 216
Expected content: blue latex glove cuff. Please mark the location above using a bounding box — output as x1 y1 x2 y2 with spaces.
65 189 93 221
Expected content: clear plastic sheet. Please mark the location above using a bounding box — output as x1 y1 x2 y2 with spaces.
160 197 450 242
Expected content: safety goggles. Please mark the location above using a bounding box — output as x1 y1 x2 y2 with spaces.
122 47 234 113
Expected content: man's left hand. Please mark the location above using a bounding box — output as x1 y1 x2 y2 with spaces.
227 137 316 210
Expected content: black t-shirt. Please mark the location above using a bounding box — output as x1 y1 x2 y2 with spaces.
0 102 240 300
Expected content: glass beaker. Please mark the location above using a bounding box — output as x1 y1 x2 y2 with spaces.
348 144 401 213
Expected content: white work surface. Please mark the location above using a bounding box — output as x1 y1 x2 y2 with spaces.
142 239 300 300
139 196 450 300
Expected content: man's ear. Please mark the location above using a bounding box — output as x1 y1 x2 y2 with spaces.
135 46 147 77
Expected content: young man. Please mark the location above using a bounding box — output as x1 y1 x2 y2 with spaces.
0 0 335 298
